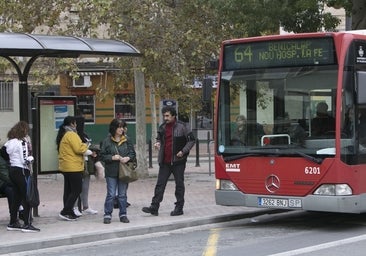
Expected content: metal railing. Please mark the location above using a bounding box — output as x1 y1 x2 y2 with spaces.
147 130 214 175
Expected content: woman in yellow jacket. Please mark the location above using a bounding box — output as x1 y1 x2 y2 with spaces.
56 116 94 221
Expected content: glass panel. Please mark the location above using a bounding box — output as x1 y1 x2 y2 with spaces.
217 65 338 159
340 70 356 164
115 93 135 121
76 95 95 123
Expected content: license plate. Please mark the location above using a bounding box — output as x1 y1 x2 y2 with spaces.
258 197 302 208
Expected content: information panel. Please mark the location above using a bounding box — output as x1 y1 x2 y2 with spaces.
223 37 336 70
37 96 76 174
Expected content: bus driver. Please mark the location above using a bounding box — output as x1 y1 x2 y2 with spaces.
311 102 335 136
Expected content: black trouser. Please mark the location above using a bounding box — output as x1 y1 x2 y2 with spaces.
9 167 30 225
61 172 83 215
151 163 186 210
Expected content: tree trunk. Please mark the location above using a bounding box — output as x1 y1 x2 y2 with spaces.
352 0 366 29
148 80 158 171
149 80 157 144
133 58 148 178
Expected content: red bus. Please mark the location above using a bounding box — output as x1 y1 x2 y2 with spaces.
214 30 366 213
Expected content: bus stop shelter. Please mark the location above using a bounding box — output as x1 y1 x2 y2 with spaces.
0 32 141 122
0 32 141 216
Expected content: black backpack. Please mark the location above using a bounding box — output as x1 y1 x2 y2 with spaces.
0 145 9 163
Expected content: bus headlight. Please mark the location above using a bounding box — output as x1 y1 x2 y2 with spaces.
313 184 352 196
216 179 238 191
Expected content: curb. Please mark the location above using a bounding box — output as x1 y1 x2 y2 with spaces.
1 209 277 254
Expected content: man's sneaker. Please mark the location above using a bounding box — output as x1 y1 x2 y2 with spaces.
7 221 22 231
83 208 98 215
142 206 158 216
59 213 77 221
170 208 184 216
21 224 40 233
73 207 82 217
120 216 130 223
103 216 111 224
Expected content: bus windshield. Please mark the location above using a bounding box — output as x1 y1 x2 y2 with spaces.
217 64 339 158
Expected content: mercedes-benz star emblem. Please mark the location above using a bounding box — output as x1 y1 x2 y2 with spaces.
265 174 280 193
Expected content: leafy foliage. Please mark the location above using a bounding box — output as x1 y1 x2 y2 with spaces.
0 0 363 114
280 0 341 32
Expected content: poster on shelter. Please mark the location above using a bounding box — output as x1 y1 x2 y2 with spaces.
54 105 69 130
37 97 76 173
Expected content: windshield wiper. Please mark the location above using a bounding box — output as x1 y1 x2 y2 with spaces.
294 150 323 164
223 153 261 162
223 150 323 164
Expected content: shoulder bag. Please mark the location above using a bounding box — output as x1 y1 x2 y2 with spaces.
26 174 40 207
115 146 138 183
118 161 138 183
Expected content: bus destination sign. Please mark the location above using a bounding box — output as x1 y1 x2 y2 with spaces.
223 38 336 70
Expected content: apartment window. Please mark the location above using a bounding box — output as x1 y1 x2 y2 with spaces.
0 81 13 111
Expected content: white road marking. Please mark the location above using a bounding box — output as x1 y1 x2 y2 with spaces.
268 234 366 256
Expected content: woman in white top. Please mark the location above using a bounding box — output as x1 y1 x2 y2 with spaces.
5 121 40 233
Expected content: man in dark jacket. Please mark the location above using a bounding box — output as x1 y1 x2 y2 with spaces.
142 106 195 216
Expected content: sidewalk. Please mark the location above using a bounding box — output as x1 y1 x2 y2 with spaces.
0 156 270 255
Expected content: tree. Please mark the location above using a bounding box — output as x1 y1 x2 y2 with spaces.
209 0 349 36
1 0 365 176
280 0 341 32
350 0 366 29
0 1 75 85
209 0 285 37
0 1 68 33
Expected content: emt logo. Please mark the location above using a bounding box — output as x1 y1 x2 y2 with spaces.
226 163 240 172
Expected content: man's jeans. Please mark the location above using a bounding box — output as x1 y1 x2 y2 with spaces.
104 176 128 218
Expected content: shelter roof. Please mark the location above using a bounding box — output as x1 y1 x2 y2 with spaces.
0 33 140 57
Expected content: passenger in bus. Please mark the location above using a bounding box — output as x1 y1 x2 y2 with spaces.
231 115 265 146
231 115 247 145
311 102 335 136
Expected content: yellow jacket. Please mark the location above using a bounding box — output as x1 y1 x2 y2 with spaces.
58 131 89 172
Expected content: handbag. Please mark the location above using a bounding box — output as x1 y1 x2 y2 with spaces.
85 155 96 175
115 145 138 183
26 174 40 207
118 161 138 183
